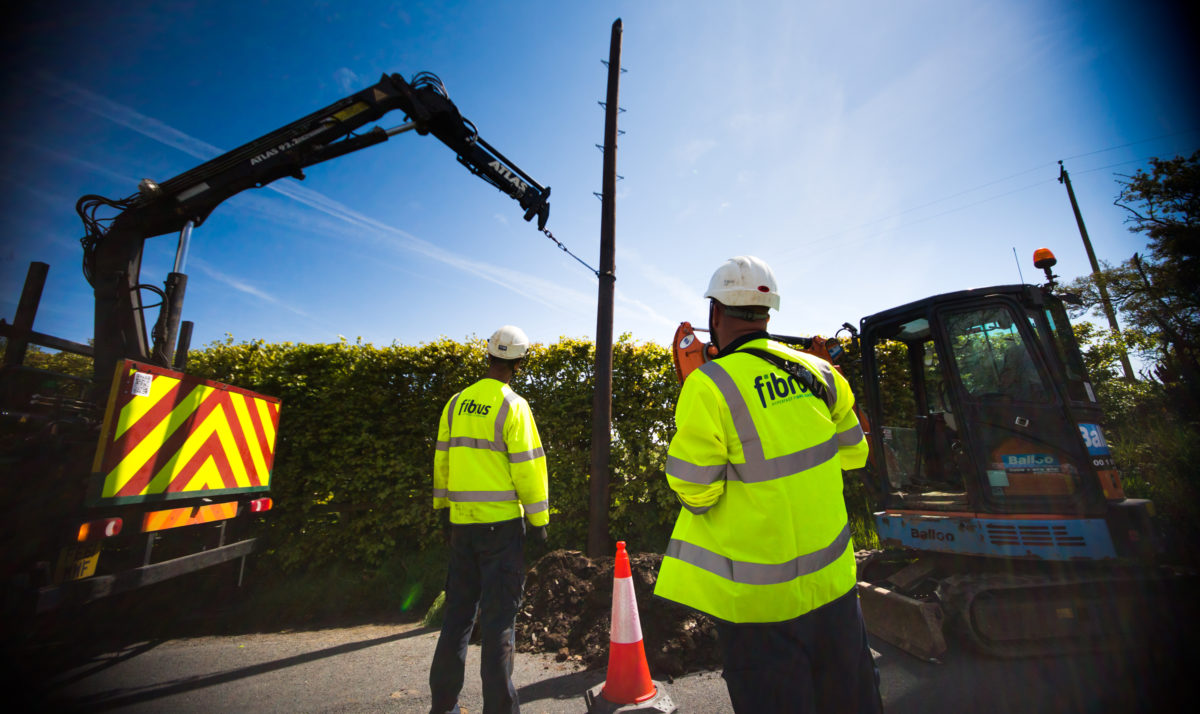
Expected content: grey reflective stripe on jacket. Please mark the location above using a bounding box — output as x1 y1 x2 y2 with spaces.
670 360 840 486
667 357 848 573
510 446 545 463
434 393 461 453
808 355 838 412
436 391 535 463
665 523 851 585
837 422 865 446
523 499 549 514
436 390 530 504
450 489 518 502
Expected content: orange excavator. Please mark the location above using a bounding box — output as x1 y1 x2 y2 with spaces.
670 249 1178 661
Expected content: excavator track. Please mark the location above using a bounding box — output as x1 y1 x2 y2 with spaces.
856 550 1191 661
940 568 1180 659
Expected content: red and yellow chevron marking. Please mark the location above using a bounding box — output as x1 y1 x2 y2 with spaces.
89 360 281 506
142 501 239 532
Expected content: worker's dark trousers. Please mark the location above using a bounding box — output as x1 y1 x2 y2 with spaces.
429 518 525 714
714 588 883 714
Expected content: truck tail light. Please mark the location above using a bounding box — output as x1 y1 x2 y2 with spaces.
249 497 273 513
77 517 123 542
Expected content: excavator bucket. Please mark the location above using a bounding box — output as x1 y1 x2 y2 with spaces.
857 580 947 662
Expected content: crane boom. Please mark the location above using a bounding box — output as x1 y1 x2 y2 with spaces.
78 71 550 391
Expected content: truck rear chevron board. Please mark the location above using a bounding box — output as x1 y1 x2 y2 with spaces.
88 360 280 505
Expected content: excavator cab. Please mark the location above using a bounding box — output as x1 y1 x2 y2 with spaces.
859 283 1155 560
853 281 1168 660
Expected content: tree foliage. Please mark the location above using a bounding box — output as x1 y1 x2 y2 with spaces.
1115 151 1200 290
1065 151 1200 409
0 339 93 378
1061 153 1200 563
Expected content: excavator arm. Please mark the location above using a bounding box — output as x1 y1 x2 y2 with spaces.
79 71 551 390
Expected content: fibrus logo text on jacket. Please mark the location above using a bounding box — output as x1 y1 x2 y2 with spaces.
457 398 492 416
753 371 812 408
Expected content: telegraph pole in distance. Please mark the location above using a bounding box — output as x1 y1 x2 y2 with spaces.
587 18 622 558
1058 160 1136 382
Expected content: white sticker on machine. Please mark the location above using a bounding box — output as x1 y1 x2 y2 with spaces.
986 469 1010 487
131 371 153 397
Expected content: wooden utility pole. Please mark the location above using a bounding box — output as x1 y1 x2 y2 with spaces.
1058 161 1136 382
587 18 622 558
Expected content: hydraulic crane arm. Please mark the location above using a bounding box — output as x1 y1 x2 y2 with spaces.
79 71 551 390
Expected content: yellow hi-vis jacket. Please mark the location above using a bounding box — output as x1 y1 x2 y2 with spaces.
434 378 550 526
654 336 869 623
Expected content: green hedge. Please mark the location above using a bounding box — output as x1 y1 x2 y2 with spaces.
185 335 685 572
5 334 879 586
184 334 880 577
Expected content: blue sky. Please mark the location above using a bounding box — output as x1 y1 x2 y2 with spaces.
2 1 1197 357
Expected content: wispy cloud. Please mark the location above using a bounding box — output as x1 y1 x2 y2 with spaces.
334 67 362 94
625 247 703 309
261 178 592 312
615 247 700 330
36 72 224 162
677 138 717 166
5 135 141 188
189 257 317 320
614 290 677 330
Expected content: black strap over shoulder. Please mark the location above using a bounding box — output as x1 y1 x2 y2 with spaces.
738 347 834 412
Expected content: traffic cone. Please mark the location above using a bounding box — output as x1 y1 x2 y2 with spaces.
584 542 676 713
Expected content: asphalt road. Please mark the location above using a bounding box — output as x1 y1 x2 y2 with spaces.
15 612 1192 714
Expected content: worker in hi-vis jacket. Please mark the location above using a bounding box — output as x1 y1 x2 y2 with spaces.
428 324 549 714
655 256 882 714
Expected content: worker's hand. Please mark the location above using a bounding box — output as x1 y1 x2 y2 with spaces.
529 524 548 543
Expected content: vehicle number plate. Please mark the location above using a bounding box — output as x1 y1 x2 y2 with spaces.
53 542 102 583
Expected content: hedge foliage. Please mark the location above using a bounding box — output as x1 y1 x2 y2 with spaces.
4 333 884 580
35 324 1195 574
185 334 685 573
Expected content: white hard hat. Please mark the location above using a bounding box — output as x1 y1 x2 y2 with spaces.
704 255 780 311
487 325 530 360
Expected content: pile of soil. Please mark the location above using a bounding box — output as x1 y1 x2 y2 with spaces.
517 548 885 677
515 549 720 677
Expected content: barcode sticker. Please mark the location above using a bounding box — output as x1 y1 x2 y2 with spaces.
131 372 153 397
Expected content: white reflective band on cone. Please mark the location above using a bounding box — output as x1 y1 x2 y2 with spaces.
610 575 644 644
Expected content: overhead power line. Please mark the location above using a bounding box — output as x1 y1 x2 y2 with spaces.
1057 128 1200 164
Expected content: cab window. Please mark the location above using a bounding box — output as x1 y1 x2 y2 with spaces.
945 306 1050 403
1043 299 1093 402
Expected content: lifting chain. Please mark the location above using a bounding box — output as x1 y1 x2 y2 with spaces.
541 227 600 278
